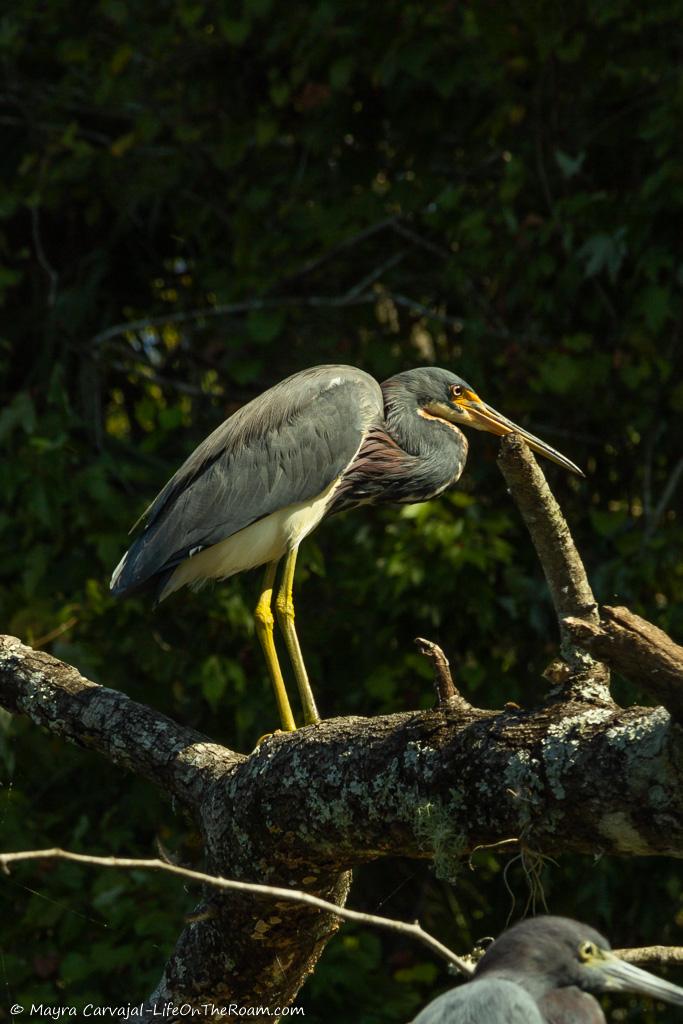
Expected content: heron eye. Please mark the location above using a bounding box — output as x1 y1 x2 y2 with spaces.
579 941 597 961
449 384 463 400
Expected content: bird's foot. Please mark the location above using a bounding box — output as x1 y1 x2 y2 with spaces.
252 728 285 750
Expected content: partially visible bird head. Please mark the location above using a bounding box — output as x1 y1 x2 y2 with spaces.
384 367 583 476
475 916 683 1007
570 932 683 1005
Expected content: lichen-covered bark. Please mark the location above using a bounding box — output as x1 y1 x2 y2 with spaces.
211 702 683 864
0 634 240 805
2 634 683 1011
565 606 683 722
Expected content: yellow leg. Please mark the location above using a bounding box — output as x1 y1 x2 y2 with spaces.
275 546 320 725
254 561 296 732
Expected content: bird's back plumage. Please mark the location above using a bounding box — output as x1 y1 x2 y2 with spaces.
411 977 545 1023
110 365 383 599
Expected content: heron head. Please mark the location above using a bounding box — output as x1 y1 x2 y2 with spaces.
572 936 683 1005
475 916 683 1008
410 366 584 476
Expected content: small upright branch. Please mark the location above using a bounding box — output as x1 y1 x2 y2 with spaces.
415 637 472 710
497 435 610 700
565 606 683 722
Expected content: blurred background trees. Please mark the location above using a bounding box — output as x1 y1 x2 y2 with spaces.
1 0 681 1019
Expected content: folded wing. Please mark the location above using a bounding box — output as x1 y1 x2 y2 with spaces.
110 365 383 600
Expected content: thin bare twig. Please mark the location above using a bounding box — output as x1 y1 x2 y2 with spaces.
0 847 474 977
645 456 683 541
641 424 663 523
32 616 78 650
282 216 399 282
392 221 452 260
110 360 211 396
91 286 470 353
31 204 59 307
91 294 371 349
343 250 406 299
391 222 511 337
5 847 678 979
389 292 464 331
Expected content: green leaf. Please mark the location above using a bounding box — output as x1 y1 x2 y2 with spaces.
329 57 354 90
589 508 628 538
219 18 250 44
0 391 35 441
555 149 585 179
245 0 272 15
532 353 583 394
246 308 285 343
201 656 228 706
635 285 670 333
254 118 277 146
270 81 290 107
60 952 92 983
578 227 627 282
230 358 264 385
395 962 439 984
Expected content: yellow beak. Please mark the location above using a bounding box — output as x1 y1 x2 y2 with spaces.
427 393 584 477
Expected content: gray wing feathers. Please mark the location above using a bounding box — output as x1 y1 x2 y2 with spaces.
111 366 382 595
411 979 544 1023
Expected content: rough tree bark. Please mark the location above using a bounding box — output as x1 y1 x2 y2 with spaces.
1 434 681 1012
565 605 683 722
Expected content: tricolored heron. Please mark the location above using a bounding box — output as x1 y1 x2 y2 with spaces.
412 916 683 1023
111 365 581 730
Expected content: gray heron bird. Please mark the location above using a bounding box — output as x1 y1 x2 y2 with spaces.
110 364 581 731
412 916 683 1023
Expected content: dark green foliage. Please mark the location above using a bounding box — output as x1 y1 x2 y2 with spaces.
1 0 682 1019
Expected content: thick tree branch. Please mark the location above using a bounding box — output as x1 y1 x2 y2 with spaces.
0 634 240 807
565 606 683 721
2 632 683 1008
2 456 681 1011
497 434 610 700
5 634 681 862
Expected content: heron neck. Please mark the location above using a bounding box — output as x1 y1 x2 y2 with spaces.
475 967 553 1003
382 384 468 479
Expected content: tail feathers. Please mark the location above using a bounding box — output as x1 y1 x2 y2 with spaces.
109 535 153 596
108 548 176 602
152 567 179 606
109 551 130 594
110 531 181 605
